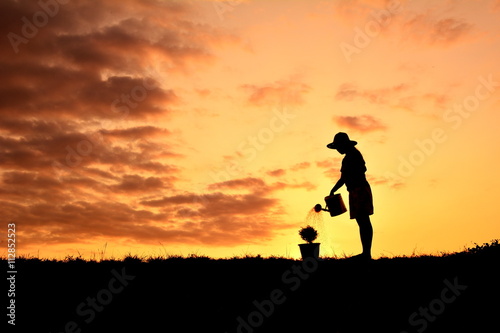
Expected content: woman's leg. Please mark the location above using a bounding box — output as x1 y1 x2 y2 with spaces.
355 215 373 258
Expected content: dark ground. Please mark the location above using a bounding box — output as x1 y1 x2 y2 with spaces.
7 242 500 333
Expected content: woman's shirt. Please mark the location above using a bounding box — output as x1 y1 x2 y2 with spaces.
341 148 369 191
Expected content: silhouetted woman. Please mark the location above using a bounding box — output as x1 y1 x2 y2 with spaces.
327 132 374 260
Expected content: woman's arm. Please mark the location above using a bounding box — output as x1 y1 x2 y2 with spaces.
330 177 345 196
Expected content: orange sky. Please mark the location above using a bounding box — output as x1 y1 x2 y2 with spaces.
1 0 499 260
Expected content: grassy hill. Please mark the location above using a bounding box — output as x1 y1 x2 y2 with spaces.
6 240 500 333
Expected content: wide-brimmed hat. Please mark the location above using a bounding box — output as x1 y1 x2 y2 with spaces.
326 132 357 149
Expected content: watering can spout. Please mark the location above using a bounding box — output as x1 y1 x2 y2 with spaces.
314 203 328 213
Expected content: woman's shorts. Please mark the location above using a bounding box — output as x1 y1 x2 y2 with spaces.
348 185 374 219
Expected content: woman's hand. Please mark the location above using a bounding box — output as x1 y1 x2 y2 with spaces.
330 178 345 196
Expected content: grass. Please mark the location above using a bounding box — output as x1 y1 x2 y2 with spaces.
8 239 499 332
5 239 498 264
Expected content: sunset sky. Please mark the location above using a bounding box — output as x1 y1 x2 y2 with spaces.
1 0 499 260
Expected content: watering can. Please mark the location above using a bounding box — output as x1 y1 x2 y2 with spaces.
314 194 347 217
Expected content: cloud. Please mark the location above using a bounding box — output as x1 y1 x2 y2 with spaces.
334 115 387 133
367 174 404 189
267 168 286 177
271 181 316 191
207 176 316 193
291 162 311 171
335 82 410 104
6 177 292 248
0 170 312 246
100 126 170 139
401 14 473 46
0 0 209 122
0 123 180 178
315 159 404 189
333 1 474 47
136 180 294 246
335 82 450 115
10 200 170 245
0 0 255 252
315 159 338 169
315 158 342 180
431 18 472 44
110 175 165 193
241 78 310 106
264 164 310 178
332 0 403 25
141 190 280 219
207 177 267 191
0 0 217 179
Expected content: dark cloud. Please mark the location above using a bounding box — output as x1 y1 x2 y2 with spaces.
0 0 251 252
110 174 165 193
207 176 316 193
4 177 290 247
207 177 267 191
0 123 180 178
0 0 212 180
0 0 236 126
100 126 170 139
10 200 169 244
0 58 178 121
136 175 316 246
137 183 292 246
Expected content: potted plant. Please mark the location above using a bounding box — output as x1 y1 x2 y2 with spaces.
298 225 320 260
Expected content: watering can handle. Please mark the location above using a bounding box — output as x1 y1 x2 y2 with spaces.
324 194 347 217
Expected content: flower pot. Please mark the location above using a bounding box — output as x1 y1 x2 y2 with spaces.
298 243 320 260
